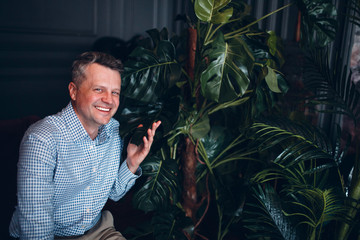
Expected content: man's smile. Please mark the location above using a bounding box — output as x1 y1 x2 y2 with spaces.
95 106 111 112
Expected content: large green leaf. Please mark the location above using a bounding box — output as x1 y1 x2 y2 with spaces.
151 207 193 240
241 35 272 65
243 184 302 240
253 83 277 116
190 113 210 139
266 30 285 68
146 28 170 47
194 0 233 24
133 155 181 212
118 88 181 146
296 0 337 48
122 40 181 103
167 109 210 143
265 66 282 93
200 33 253 103
196 130 257 182
200 125 229 161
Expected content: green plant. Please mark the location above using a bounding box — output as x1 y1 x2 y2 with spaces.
116 0 360 239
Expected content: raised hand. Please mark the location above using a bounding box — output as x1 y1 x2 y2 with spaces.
126 121 161 173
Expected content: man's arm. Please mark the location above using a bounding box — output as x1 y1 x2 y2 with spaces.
16 133 56 239
108 121 161 202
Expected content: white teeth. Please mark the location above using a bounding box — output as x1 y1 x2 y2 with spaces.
96 106 110 112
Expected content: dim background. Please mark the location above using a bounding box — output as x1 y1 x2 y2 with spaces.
0 0 188 120
1 0 355 239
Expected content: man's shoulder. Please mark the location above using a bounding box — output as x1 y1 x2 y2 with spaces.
109 118 120 128
102 118 120 140
25 111 67 139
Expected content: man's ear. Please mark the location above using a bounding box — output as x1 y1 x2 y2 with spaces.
68 82 77 101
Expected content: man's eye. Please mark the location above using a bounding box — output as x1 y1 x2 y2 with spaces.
112 92 120 96
95 88 102 92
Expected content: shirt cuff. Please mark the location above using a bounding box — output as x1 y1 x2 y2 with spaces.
120 159 142 178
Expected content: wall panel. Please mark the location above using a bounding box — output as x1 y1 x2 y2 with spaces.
0 0 184 120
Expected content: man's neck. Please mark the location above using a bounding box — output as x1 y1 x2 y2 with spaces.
87 129 98 140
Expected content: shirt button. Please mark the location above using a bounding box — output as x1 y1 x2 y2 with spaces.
86 186 90 190
86 208 90 213
92 167 97 173
89 145 94 149
81 225 86 228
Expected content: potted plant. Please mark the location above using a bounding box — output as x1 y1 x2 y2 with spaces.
115 0 360 239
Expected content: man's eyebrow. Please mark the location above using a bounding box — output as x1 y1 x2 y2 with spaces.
93 85 120 89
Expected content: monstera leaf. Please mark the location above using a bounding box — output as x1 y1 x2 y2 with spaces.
200 125 229 161
133 155 181 212
194 0 233 24
200 33 253 103
151 207 193 240
296 0 337 48
122 40 181 103
118 88 181 146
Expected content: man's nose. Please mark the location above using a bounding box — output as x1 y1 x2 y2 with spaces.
102 92 113 104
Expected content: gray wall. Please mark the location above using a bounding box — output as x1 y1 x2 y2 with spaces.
0 0 183 120
0 0 351 123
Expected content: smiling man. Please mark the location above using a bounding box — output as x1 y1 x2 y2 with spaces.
9 52 161 240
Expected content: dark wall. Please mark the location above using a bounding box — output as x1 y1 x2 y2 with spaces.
0 0 184 120
0 1 184 239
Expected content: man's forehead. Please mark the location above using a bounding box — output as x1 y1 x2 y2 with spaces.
84 64 121 82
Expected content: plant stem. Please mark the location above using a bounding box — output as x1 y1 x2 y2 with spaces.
207 23 225 42
224 2 294 39
195 139 214 176
204 23 214 46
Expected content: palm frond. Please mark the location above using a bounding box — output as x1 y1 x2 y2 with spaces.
249 118 340 169
252 162 310 189
284 188 346 239
346 0 360 28
302 48 360 125
243 184 302 240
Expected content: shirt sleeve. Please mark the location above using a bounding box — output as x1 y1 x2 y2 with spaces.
108 160 142 202
16 133 56 239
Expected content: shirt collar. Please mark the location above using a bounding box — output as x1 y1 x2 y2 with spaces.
97 124 111 144
62 102 112 144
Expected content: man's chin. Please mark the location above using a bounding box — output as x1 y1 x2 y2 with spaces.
97 116 113 125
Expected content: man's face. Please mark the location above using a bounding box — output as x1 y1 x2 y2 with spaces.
69 63 121 136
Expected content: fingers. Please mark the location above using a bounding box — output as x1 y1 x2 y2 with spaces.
151 121 161 139
151 120 161 134
136 121 161 148
143 135 150 150
143 121 161 149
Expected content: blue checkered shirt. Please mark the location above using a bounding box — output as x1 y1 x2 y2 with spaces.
9 102 141 239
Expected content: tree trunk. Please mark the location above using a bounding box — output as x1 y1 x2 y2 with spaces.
187 27 197 82
181 137 199 223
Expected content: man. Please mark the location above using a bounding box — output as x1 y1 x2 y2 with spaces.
9 51 161 239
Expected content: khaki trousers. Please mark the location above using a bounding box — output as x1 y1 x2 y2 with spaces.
55 211 126 240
